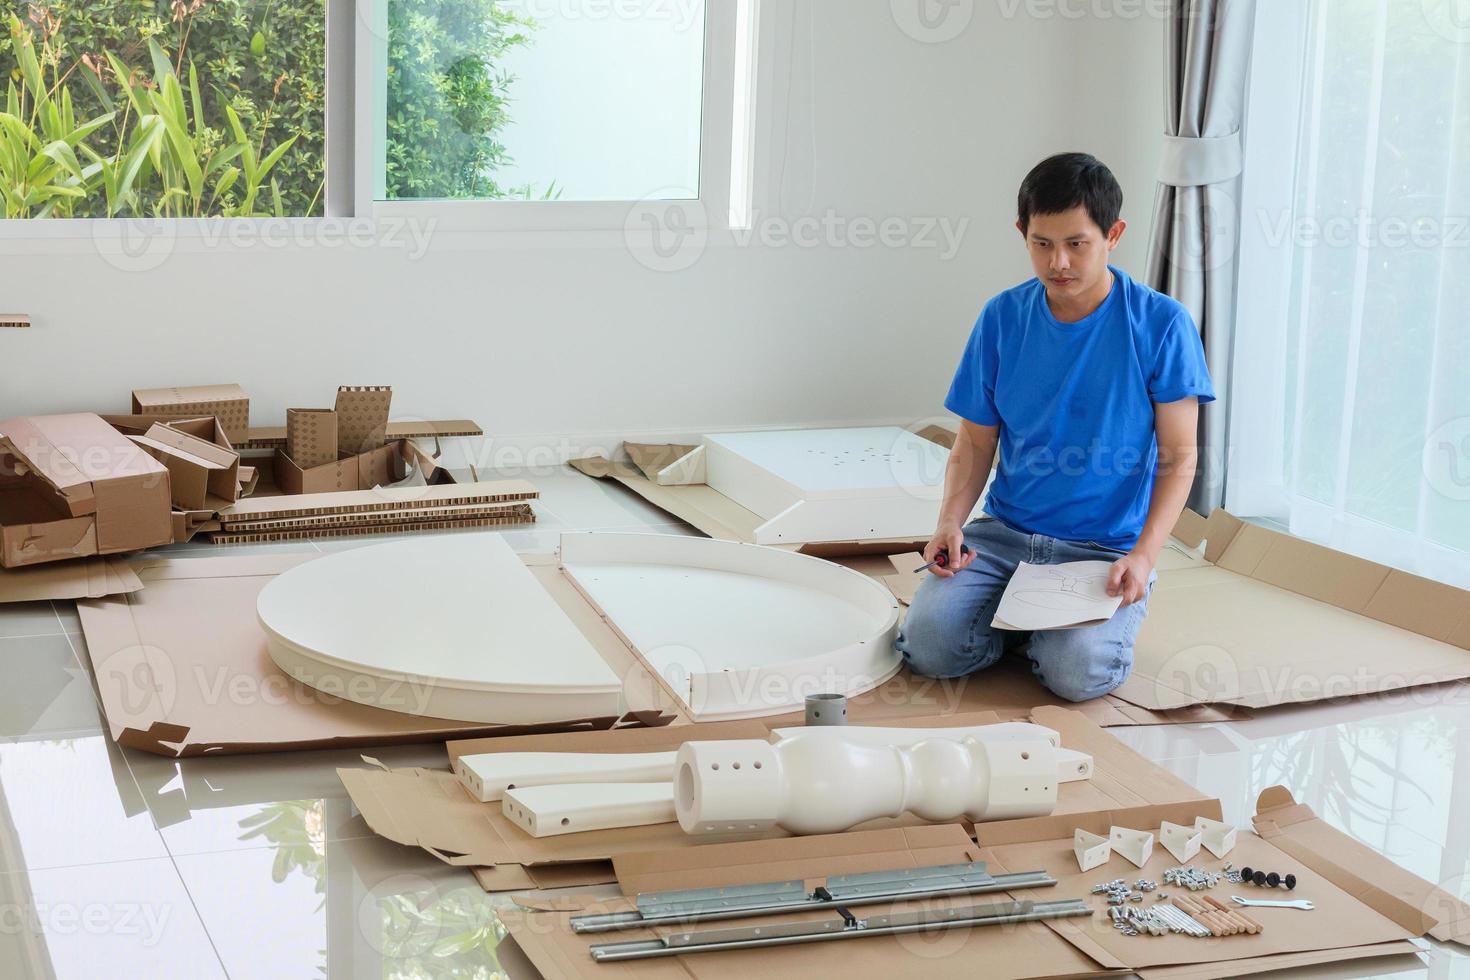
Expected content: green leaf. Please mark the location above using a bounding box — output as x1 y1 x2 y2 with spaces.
250 31 266 58
148 39 175 83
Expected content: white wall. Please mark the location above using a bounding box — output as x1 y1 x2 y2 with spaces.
0 1 1165 460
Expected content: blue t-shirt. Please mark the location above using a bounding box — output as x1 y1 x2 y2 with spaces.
944 266 1216 550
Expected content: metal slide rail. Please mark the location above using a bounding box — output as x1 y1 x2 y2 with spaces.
570 861 1057 934
588 898 1094 961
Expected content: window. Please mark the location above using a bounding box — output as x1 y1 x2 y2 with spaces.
0 0 326 218
1231 0 1470 588
381 0 707 203
2 0 755 229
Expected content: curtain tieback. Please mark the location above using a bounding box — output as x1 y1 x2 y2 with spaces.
1158 131 1243 187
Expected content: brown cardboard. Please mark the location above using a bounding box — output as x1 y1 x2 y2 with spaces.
74 552 672 757
237 419 484 452
285 409 338 469
131 384 250 444
1117 507 1470 711
971 794 1442 970
0 313 29 328
213 480 537 523
343 707 1210 891
210 510 533 544
0 556 142 603
504 790 1439 980
0 413 173 567
334 386 393 455
1252 785 1470 945
273 442 401 495
130 423 241 509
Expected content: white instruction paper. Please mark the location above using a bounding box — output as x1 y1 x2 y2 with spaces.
991 560 1123 631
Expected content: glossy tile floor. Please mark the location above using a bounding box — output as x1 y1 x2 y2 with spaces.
0 464 1466 978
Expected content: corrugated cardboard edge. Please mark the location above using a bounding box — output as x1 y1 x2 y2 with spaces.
0 556 143 603
1253 785 1470 945
1135 940 1427 980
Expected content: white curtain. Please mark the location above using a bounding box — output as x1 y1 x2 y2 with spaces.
1229 0 1470 589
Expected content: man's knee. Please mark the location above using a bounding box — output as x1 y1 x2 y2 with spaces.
896 580 1001 679
1027 633 1133 702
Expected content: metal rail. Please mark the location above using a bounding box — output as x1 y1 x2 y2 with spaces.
569 861 1057 934
588 898 1094 961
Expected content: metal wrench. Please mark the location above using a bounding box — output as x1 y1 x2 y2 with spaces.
1230 896 1314 910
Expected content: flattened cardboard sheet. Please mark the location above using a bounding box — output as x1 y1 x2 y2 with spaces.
213 480 538 523
501 823 1114 980
1119 508 1470 711
505 790 1443 980
1252 785 1470 945
970 791 1444 973
0 556 142 603
75 552 670 756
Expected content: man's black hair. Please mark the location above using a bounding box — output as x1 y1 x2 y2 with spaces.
1017 153 1123 236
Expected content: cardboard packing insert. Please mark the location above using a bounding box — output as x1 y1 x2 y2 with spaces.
0 413 173 568
131 383 250 444
500 785 1442 980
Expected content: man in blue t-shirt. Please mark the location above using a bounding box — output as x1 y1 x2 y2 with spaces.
897 153 1216 702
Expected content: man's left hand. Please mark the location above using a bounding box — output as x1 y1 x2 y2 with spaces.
1106 550 1155 606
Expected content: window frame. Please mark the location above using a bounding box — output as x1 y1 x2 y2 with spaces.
357 0 739 233
0 0 753 241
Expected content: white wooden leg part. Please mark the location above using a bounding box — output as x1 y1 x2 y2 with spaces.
1074 829 1111 872
502 784 676 838
1110 826 1155 868
1194 815 1238 858
1159 820 1203 863
675 733 1058 836
458 751 677 803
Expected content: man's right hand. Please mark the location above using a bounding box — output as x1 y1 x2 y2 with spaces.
922 524 976 578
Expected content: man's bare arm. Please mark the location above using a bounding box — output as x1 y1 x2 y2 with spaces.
924 420 1000 577
1106 398 1200 602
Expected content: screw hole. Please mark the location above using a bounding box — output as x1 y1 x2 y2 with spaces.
561 817 570 826
753 761 762 769
733 762 741 770
1021 751 1030 760
711 763 720 770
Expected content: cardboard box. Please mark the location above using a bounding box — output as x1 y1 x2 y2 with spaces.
501 787 1437 979
286 408 338 469
75 548 668 757
334 386 392 455
131 384 250 444
273 440 428 496
338 706 1212 892
129 423 242 510
0 413 173 567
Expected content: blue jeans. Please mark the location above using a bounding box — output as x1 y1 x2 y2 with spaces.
896 517 1157 702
